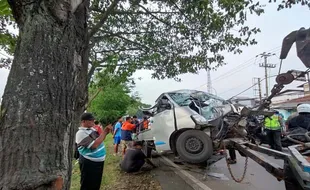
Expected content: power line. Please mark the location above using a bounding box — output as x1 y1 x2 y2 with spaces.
214 47 281 83
218 81 251 95
213 58 255 81
195 58 256 90
228 75 278 100
213 61 255 83
228 83 259 100
195 46 282 90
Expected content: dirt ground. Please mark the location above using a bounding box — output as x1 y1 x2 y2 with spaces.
104 170 162 190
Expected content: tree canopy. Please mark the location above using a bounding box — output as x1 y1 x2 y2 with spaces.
88 70 149 124
88 84 131 124
2 0 308 80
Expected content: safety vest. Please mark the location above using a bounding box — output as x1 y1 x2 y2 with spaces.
264 115 281 130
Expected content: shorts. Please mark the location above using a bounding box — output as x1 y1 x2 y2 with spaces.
114 136 121 145
121 140 132 149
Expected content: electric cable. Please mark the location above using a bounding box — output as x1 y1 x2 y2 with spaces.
218 81 251 95
213 47 281 84
195 46 282 90
213 47 281 83
228 75 278 100
195 58 256 90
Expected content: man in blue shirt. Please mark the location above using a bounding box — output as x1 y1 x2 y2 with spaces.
113 116 123 155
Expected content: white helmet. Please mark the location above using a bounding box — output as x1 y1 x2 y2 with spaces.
297 104 310 113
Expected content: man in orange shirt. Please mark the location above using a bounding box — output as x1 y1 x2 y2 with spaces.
139 117 149 132
142 117 149 130
121 117 136 156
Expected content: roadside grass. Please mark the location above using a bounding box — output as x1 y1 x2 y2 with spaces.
70 134 122 190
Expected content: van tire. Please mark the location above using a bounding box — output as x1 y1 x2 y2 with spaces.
176 130 213 163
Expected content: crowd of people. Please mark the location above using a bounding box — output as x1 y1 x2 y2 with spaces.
75 113 151 190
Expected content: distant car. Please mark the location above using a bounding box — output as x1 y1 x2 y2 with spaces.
137 89 232 163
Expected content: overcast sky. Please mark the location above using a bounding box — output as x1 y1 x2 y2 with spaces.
0 2 309 105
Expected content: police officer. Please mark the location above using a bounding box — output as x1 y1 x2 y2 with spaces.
264 111 283 151
288 104 310 131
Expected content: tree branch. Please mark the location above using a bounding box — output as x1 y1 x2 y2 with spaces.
95 48 141 53
136 4 198 32
87 63 97 84
99 30 161 35
99 63 153 68
88 0 121 38
90 7 178 15
90 30 161 45
87 56 109 84
137 4 173 27
111 34 151 51
84 88 103 111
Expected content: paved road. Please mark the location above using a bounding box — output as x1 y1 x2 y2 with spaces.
151 157 194 190
158 151 285 190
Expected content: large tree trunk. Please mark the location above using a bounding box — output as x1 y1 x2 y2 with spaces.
0 0 89 189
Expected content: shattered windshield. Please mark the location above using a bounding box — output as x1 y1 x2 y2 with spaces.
167 90 227 120
168 90 225 106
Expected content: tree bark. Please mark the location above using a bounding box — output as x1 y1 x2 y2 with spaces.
0 0 89 189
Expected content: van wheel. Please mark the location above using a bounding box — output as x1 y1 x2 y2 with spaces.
176 130 213 164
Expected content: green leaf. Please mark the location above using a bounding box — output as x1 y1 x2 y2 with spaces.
0 0 11 16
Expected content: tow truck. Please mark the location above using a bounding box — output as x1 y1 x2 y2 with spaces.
137 27 310 190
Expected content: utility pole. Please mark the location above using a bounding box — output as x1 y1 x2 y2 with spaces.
253 77 262 102
257 78 262 102
207 69 212 94
257 52 276 97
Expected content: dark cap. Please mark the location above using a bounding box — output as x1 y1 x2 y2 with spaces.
81 113 95 121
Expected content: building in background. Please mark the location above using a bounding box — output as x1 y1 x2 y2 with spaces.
272 95 310 120
297 82 310 96
271 89 304 104
230 96 258 108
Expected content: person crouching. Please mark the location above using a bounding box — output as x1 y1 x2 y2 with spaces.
120 141 154 173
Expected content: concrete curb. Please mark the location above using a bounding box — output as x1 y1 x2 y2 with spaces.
160 156 213 190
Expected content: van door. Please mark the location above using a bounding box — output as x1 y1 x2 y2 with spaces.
151 97 175 152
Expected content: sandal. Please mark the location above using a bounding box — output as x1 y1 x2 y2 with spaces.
227 158 237 164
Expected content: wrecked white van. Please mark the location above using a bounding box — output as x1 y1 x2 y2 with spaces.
137 89 234 163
